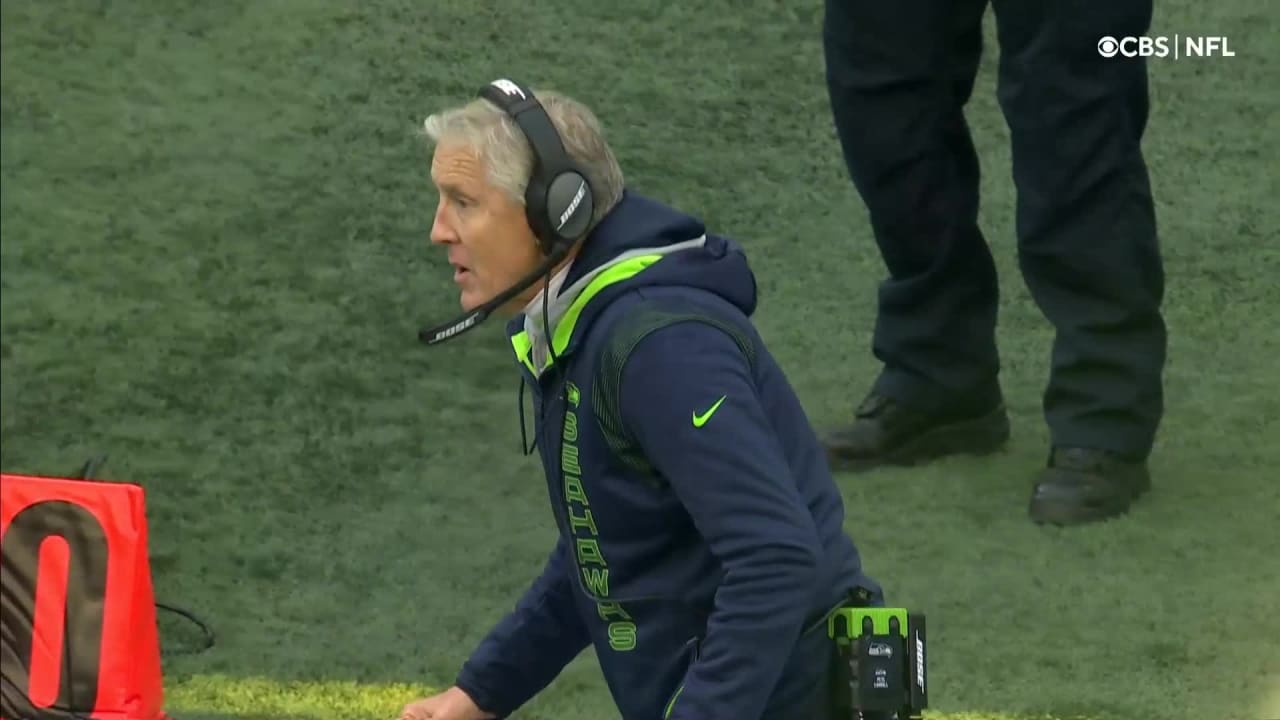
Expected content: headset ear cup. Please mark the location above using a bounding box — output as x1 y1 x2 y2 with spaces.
523 172 554 255
545 170 594 245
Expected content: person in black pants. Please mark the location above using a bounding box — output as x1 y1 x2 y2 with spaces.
819 0 1167 526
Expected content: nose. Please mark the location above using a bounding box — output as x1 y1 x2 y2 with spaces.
429 199 456 245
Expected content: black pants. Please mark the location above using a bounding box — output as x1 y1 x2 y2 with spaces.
823 0 1167 459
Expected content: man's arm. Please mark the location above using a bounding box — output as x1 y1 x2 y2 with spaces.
616 317 822 720
454 536 591 718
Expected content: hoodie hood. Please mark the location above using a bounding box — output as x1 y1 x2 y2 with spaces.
509 190 758 378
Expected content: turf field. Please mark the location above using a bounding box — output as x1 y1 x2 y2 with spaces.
2 2 1277 719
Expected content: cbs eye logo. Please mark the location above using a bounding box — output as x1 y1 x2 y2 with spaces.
1097 36 1121 57
1097 35 1172 58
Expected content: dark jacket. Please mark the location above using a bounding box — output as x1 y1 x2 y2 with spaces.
455 190 882 720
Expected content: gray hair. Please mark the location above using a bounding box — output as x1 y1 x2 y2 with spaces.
422 88 625 231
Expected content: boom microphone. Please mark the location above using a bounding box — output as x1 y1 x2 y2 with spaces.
418 243 570 346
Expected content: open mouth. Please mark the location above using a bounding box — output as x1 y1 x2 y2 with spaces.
452 264 471 283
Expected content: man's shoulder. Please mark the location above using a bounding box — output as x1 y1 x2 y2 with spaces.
598 283 745 335
585 286 760 385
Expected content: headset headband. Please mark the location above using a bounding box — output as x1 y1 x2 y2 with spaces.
478 79 595 255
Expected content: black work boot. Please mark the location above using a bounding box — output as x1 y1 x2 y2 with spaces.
1028 447 1151 525
823 391 1011 472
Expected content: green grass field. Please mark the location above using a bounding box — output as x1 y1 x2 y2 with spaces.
2 2 1278 719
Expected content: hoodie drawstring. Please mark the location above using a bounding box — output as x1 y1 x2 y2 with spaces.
518 374 536 456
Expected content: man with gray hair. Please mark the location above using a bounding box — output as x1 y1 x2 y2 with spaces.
401 79 883 720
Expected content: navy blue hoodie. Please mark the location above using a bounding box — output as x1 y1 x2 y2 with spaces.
454 191 882 720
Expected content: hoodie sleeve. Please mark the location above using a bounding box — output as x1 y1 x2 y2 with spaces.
616 316 822 720
454 536 590 717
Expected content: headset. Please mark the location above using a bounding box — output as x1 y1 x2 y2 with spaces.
418 78 596 346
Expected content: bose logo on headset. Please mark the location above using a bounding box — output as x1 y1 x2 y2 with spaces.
557 180 587 231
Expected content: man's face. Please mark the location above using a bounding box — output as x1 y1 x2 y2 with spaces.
429 142 543 314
